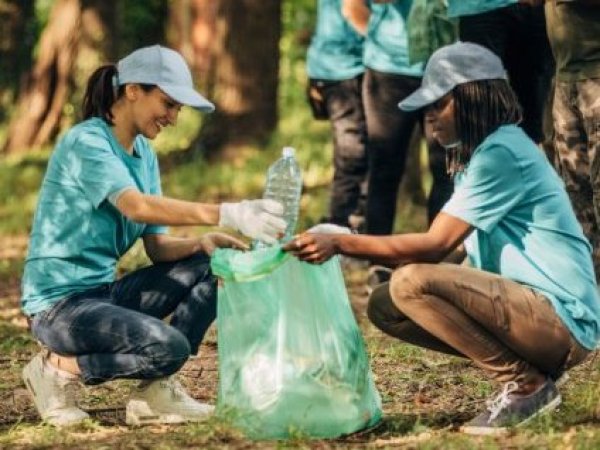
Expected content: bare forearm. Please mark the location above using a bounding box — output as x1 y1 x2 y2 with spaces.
332 233 452 266
145 235 203 263
342 0 370 35
118 191 220 226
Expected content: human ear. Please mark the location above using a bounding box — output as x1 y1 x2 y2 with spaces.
124 84 139 101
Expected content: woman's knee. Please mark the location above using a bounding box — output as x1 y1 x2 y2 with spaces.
145 328 191 377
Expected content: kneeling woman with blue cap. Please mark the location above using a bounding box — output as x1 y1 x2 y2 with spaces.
285 41 600 435
21 45 287 426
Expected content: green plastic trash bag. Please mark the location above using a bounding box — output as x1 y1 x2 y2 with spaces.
210 246 382 439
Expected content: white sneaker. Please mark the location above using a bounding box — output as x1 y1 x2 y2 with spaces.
126 376 214 425
22 352 89 426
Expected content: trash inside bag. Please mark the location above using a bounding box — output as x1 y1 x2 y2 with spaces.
211 246 382 439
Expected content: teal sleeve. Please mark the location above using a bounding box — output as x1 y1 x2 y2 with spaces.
442 145 525 232
72 132 136 209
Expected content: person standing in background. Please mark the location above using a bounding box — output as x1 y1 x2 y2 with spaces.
405 0 457 224
545 0 600 282
306 0 369 230
287 42 599 435
361 0 423 239
346 0 453 287
447 0 555 146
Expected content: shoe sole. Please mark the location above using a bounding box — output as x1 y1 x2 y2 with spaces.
460 394 562 436
126 400 212 426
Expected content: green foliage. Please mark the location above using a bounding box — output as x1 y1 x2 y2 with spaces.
114 0 170 57
0 323 36 354
0 151 49 235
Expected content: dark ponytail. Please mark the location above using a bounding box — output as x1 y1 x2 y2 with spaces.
82 64 123 125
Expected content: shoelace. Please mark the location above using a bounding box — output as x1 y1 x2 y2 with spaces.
486 381 519 423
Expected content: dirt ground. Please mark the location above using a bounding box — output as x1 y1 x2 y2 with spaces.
2 251 600 449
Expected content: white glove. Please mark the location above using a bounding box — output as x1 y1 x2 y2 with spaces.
219 199 287 244
307 223 352 234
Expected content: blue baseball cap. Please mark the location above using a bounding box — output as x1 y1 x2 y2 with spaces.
117 45 215 112
399 42 508 112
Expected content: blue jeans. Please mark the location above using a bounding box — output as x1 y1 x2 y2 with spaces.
30 253 217 385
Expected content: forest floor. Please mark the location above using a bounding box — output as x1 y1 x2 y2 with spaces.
1 235 600 449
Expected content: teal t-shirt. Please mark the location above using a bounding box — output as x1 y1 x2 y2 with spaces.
443 125 600 350
447 0 518 18
363 0 424 77
21 117 167 316
306 0 365 80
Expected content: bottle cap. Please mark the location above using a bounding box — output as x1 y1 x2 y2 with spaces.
282 146 295 158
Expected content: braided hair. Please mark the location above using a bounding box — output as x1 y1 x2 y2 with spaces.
446 79 523 176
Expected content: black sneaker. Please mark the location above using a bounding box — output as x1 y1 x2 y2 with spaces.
365 265 393 295
460 379 561 436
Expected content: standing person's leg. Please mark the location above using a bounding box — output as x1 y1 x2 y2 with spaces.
458 7 509 66
369 263 589 433
423 118 453 224
580 78 600 282
460 4 554 145
363 69 421 236
554 81 600 282
504 4 554 144
322 76 368 228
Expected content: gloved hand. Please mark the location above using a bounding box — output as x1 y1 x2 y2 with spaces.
307 223 352 234
219 199 287 244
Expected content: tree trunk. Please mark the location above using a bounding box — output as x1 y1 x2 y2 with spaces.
2 0 168 154
2 0 81 154
190 0 282 158
0 0 35 114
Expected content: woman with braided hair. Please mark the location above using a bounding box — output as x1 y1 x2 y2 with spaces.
285 42 600 435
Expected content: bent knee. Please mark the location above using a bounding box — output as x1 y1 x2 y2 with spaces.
389 263 435 304
145 328 191 376
367 283 394 328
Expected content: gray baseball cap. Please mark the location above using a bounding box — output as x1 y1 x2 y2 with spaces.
117 45 215 112
399 41 508 112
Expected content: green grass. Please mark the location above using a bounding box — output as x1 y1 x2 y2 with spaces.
3 325 600 449
6 1 600 447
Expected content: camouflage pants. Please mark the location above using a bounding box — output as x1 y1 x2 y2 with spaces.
553 78 600 281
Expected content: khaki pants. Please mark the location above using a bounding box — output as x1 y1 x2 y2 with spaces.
367 263 589 384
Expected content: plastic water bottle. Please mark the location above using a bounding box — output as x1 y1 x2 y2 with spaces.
256 146 302 247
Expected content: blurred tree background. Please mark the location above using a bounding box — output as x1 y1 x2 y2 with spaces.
0 0 427 244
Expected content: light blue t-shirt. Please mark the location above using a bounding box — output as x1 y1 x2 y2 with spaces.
22 117 167 316
363 0 424 77
306 0 365 80
447 0 518 18
443 125 600 350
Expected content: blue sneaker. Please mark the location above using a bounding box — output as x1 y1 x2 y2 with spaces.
460 379 561 436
